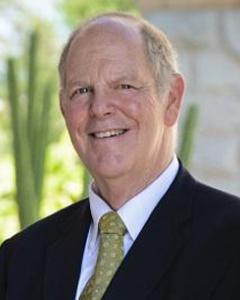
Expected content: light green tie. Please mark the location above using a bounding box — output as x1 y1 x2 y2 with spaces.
79 211 126 300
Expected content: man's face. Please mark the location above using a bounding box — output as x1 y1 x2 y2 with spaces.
61 21 182 186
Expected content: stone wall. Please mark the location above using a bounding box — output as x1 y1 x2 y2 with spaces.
144 10 240 196
139 0 240 10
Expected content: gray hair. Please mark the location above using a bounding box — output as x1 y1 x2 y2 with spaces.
58 12 179 93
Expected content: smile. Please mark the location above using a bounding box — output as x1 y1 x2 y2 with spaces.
90 129 128 139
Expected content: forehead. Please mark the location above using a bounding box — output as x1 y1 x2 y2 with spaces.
66 18 148 70
71 17 143 50
64 19 154 86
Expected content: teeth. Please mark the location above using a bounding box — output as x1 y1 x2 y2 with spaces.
93 129 126 139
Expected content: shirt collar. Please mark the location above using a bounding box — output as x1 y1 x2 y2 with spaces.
89 155 179 248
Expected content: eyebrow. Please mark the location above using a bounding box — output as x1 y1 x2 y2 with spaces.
67 80 89 87
109 74 139 85
67 72 141 89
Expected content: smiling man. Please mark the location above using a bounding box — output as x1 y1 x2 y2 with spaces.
59 15 182 209
1 12 240 300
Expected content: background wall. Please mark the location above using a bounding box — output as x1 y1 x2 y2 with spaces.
139 0 240 10
142 6 240 195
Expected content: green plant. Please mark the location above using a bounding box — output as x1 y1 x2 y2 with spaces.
59 0 138 28
81 167 91 199
6 31 54 229
178 103 199 168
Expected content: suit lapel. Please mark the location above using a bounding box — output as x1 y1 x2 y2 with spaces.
103 166 196 300
43 201 91 300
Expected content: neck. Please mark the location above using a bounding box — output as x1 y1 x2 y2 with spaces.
93 152 174 210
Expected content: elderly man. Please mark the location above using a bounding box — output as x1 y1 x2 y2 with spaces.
1 12 240 300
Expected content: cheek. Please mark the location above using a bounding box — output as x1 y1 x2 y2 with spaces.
119 94 163 138
63 107 88 152
118 93 144 120
64 103 88 130
136 96 162 124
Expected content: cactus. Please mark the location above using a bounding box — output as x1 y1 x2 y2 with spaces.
6 31 53 228
7 58 38 227
178 103 199 168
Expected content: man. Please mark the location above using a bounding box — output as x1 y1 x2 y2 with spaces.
1 12 240 300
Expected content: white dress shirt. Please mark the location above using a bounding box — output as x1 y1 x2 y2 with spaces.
75 156 179 299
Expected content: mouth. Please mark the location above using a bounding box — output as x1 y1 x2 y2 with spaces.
89 128 129 139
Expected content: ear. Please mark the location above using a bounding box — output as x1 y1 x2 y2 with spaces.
164 74 185 127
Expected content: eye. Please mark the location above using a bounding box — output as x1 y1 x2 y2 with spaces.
70 86 93 100
120 84 133 90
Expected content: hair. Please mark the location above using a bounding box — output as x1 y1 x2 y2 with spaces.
58 12 179 93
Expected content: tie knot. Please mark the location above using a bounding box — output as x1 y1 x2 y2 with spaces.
99 211 126 235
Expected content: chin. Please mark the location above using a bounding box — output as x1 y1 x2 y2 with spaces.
90 161 131 181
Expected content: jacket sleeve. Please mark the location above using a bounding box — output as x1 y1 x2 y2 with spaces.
0 240 9 300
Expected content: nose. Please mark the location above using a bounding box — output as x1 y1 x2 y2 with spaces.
89 89 115 119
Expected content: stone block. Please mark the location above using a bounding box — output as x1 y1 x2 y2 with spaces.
192 132 240 175
197 93 240 133
222 10 240 55
139 0 240 11
145 11 219 50
196 50 240 91
178 52 198 93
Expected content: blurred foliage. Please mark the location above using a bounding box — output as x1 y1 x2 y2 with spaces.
59 0 138 28
178 103 199 168
40 131 87 215
0 1 63 152
0 2 66 240
179 103 199 168
6 31 55 228
0 131 86 243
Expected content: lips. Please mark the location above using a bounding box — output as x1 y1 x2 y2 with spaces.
90 129 128 139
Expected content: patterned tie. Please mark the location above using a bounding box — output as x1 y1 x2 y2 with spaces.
79 211 127 300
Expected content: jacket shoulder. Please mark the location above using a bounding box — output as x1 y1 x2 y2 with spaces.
191 179 240 248
1 198 90 249
194 180 240 215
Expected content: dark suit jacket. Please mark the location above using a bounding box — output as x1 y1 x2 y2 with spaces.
1 165 240 300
